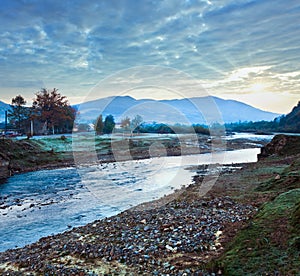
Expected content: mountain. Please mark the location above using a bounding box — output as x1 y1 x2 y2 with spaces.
0 101 11 123
75 96 280 125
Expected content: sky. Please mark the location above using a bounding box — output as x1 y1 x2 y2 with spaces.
0 0 300 114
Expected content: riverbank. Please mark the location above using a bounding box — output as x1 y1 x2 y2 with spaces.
0 149 260 253
0 133 269 181
0 138 74 181
0 134 299 274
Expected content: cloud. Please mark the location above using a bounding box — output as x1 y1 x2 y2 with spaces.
221 66 272 83
0 0 299 113
0 79 44 88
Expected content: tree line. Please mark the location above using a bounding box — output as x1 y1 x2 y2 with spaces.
225 101 300 134
93 114 143 134
93 114 210 135
7 88 75 136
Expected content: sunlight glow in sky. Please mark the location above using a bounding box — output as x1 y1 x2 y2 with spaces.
0 0 300 114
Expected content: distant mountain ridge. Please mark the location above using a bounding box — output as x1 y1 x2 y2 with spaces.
75 96 280 124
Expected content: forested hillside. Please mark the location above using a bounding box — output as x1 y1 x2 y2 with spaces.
226 101 300 133
278 101 300 132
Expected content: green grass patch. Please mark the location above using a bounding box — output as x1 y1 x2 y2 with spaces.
30 137 73 152
256 158 300 193
215 189 300 275
0 138 73 173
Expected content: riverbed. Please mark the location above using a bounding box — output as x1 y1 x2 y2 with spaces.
0 147 261 252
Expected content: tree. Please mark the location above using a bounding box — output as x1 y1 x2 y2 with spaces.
8 95 30 133
120 116 131 130
95 114 104 135
103 115 115 134
77 123 91 132
32 88 75 134
131 115 143 132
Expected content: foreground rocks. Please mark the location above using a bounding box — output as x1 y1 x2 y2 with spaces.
0 195 256 275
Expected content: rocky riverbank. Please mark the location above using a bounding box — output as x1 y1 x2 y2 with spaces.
0 195 256 275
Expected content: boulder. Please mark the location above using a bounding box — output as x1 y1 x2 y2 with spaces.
258 134 300 159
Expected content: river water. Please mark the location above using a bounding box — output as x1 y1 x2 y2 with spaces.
0 147 261 252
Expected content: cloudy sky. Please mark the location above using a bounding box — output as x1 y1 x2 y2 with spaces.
0 0 300 114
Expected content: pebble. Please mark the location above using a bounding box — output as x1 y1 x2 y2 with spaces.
0 196 255 275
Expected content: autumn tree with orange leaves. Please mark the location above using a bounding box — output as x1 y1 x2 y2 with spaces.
32 88 76 134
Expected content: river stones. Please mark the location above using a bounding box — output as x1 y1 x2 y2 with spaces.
0 196 256 275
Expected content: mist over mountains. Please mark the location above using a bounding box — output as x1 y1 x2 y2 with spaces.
75 96 280 125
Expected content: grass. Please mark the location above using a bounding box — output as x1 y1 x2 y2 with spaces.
211 156 300 275
0 138 73 173
256 158 300 194
31 137 73 152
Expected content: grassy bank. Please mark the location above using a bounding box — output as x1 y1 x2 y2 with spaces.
209 152 300 274
0 138 74 177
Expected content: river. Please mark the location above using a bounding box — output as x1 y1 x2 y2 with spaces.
0 147 261 252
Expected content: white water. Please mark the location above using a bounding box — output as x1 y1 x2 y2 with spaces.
0 148 260 252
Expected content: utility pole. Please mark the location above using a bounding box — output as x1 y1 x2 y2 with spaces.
30 120 34 137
